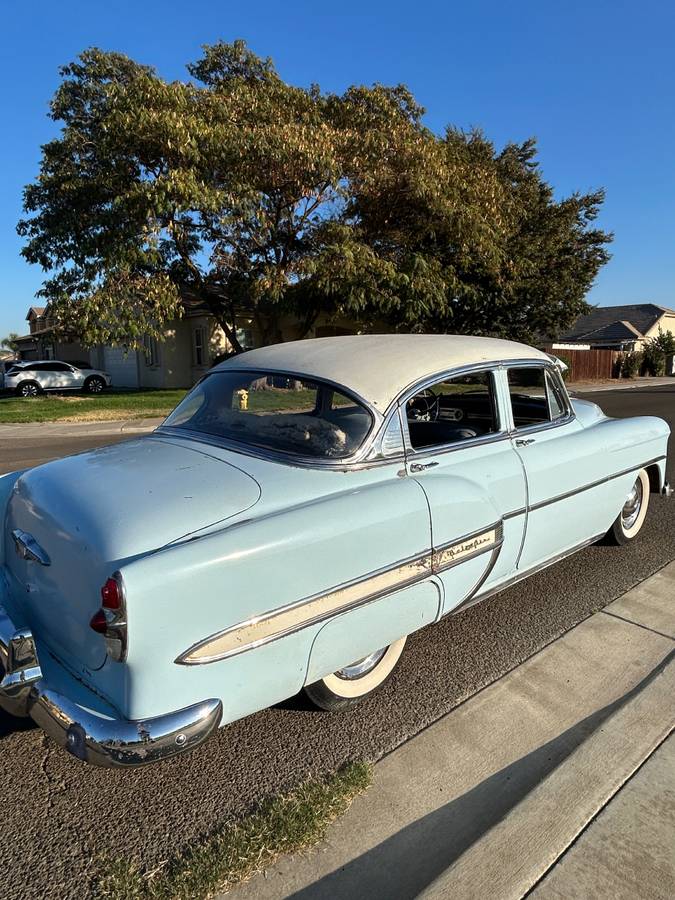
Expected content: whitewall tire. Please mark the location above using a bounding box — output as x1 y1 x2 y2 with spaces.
304 637 407 711
607 469 650 545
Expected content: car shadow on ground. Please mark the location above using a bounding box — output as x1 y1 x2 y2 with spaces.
289 649 674 900
0 709 36 740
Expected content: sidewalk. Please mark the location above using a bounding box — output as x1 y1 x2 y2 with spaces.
568 375 674 393
229 563 675 900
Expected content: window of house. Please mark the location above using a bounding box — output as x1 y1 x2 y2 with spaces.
193 327 206 367
406 371 499 451
143 335 160 368
507 366 568 429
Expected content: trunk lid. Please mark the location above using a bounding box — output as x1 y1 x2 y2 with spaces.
3 436 260 670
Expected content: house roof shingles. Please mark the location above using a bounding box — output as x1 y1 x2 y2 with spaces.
561 304 675 342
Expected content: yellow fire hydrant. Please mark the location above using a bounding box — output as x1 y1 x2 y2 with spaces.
236 389 249 410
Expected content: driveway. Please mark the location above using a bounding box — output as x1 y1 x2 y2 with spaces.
1 384 675 898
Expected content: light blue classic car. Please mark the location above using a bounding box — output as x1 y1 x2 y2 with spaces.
0 335 670 766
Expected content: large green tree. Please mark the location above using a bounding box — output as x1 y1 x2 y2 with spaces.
18 40 611 349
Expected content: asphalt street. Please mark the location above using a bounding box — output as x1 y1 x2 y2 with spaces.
1 384 674 898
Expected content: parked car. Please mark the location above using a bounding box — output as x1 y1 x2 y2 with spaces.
0 335 670 767
3 360 112 396
0 359 19 391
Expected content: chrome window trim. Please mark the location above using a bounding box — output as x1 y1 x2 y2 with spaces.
157 367 383 469
504 361 576 437
157 357 573 471
397 362 510 459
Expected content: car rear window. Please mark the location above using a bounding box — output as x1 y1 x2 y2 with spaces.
163 370 373 459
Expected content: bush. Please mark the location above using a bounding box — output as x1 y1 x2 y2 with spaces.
640 345 666 376
620 351 642 379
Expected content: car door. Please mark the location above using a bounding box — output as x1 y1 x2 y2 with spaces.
54 362 84 391
29 362 57 389
505 362 617 570
401 365 528 616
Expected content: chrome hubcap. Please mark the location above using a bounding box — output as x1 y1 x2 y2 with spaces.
621 478 643 530
335 647 387 681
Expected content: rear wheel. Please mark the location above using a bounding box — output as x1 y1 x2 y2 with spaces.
606 469 650 545
304 637 407 711
84 376 105 394
16 380 41 398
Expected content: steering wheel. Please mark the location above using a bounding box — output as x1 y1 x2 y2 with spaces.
407 388 441 422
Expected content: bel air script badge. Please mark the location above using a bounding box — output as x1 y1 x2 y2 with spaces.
11 529 51 567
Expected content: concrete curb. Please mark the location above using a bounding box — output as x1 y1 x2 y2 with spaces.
0 417 162 440
229 563 675 900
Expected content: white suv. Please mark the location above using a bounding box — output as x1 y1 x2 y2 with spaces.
4 360 112 397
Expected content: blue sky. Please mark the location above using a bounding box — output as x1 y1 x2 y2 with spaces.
1 0 673 338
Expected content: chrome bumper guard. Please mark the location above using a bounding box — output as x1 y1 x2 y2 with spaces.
662 481 673 499
0 604 222 767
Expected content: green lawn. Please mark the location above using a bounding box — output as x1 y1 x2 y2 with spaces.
0 386 351 424
0 389 188 424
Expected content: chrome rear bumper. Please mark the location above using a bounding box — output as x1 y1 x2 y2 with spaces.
0 603 222 767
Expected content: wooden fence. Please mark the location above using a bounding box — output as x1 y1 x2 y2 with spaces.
545 347 620 382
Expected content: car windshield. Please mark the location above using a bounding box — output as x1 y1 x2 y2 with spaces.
163 370 374 459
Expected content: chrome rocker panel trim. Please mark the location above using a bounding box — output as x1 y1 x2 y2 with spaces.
0 603 222 767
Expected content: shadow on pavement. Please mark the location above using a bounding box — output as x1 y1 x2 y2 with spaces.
0 709 36 740
290 649 674 900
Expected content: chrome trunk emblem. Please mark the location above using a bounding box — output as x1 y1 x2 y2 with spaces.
11 529 51 566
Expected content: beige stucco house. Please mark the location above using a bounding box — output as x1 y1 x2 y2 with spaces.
554 303 675 352
12 297 359 389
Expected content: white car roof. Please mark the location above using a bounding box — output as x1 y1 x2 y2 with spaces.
217 334 551 411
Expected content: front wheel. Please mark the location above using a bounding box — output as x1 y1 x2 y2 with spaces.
606 469 650 545
304 637 407 711
84 376 106 394
16 380 41 398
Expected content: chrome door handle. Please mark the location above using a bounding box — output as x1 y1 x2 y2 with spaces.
409 461 439 472
515 438 535 447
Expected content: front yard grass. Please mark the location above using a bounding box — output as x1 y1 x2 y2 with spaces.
0 386 343 424
0 389 188 424
96 760 371 899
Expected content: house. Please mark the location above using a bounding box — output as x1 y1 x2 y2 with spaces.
11 293 359 389
553 304 675 352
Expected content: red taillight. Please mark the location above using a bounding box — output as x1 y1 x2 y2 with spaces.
101 577 121 609
90 573 127 661
89 609 108 634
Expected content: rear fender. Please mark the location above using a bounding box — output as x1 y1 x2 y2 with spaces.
0 470 25 567
89 474 434 721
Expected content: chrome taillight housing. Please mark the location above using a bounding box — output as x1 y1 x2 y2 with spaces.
89 572 127 662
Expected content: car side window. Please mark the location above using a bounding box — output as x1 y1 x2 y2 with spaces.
507 366 568 429
406 371 499 451
51 362 72 372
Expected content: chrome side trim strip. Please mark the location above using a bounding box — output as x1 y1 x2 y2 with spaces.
176 549 432 665
503 506 527 521
177 524 502 665
456 531 608 615
432 523 503 574
528 456 667 513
